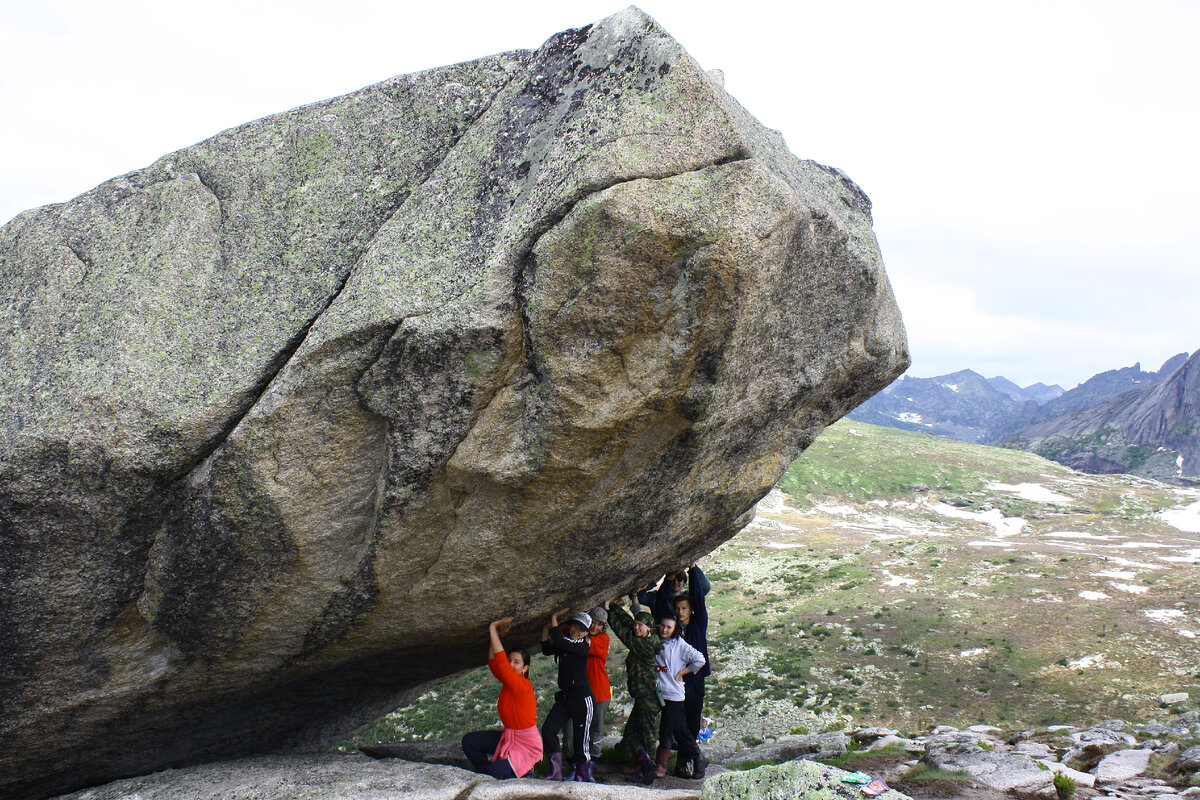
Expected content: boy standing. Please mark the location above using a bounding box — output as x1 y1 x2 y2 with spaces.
607 596 663 783
540 610 594 781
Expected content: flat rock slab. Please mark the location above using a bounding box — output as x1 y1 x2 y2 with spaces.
53 755 481 800
1095 750 1153 784
52 755 702 800
719 733 850 767
1036 760 1097 788
359 741 472 770
926 744 1051 793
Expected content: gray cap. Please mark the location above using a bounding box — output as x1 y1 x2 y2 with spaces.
570 611 593 630
589 606 608 625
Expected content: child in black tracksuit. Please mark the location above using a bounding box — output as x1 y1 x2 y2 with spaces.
540 610 595 781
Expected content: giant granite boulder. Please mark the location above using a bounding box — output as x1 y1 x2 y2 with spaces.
0 8 908 799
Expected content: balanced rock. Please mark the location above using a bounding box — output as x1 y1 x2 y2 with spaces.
0 8 907 799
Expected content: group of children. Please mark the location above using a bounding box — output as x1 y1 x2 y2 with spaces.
461 565 712 784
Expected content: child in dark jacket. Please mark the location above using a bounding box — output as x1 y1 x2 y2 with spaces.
539 610 595 782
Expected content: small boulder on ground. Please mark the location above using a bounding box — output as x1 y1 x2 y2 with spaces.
1065 726 1139 770
852 727 900 747
924 731 1069 793
1094 748 1153 784
1178 746 1200 773
1035 760 1096 789
1161 693 1190 706
868 736 924 754
701 759 910 800
720 733 850 767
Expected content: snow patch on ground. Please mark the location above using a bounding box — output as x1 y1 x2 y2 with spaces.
1093 570 1137 580
747 518 803 533
1159 499 1200 533
1078 591 1110 601
882 571 918 587
1041 530 1118 540
1104 556 1165 570
1109 583 1149 594
952 648 989 658
755 488 806 516
1158 548 1200 564
1067 655 1108 669
815 503 858 517
1144 609 1186 623
927 502 1025 537
986 482 1074 504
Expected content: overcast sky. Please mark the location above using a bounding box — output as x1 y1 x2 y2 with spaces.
2 0 1196 388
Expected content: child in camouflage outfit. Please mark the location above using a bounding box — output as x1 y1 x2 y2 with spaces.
607 596 663 783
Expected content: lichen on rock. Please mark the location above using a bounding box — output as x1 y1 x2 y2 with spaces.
701 759 912 800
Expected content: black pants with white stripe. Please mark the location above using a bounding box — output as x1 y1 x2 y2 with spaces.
540 691 594 764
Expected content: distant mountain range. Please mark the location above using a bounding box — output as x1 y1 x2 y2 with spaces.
848 350 1198 483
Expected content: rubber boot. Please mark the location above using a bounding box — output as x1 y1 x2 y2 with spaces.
623 746 656 784
545 752 563 781
654 747 671 779
572 760 595 782
692 752 708 780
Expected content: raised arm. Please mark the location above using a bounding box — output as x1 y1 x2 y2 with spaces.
689 565 709 629
653 574 672 621
607 599 635 648
488 617 513 659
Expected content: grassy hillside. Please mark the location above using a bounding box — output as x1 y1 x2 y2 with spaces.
346 421 1200 751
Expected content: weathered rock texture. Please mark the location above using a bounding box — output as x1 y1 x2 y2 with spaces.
0 8 907 799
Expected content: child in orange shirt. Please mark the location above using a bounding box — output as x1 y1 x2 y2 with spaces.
585 606 612 760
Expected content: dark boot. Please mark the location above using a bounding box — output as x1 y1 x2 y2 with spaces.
545 752 563 781
573 760 595 782
654 747 671 779
673 756 693 778
692 752 708 780
626 746 656 784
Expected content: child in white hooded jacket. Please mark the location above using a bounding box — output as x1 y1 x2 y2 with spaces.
651 615 705 778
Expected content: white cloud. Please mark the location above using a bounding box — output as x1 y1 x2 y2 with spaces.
892 275 1184 387
1 0 1196 390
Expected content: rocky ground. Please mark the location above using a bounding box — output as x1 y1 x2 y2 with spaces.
55 714 1200 800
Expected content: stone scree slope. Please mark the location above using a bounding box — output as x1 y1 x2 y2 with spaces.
0 8 908 799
